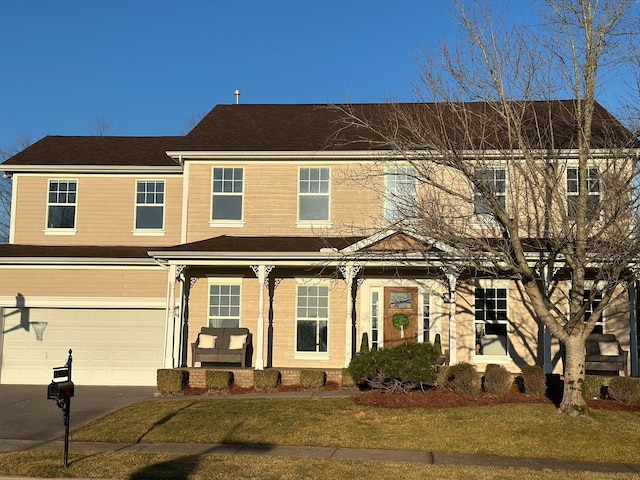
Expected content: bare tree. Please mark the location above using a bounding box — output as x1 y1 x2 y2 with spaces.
0 135 33 243
335 0 640 415
89 115 116 136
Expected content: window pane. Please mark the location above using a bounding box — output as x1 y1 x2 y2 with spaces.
47 206 75 229
297 320 317 351
136 206 163 229
213 195 242 220
299 196 329 221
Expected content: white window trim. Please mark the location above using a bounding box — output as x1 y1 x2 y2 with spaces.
133 179 166 236
384 167 417 224
210 166 245 226
44 179 78 235
297 166 332 228
294 278 330 358
207 278 243 328
473 281 510 361
566 165 601 221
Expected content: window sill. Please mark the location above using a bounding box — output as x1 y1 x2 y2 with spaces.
296 221 333 229
133 229 166 236
44 228 77 236
294 352 331 361
473 354 511 365
209 220 245 228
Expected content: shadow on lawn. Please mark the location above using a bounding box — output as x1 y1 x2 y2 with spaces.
129 455 200 480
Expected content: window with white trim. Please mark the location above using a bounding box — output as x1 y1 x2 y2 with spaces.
212 167 243 221
135 180 164 230
370 290 380 350
296 285 329 352
422 293 430 343
208 284 241 328
474 168 506 215
47 180 77 229
474 287 509 356
298 167 330 222
567 167 599 220
385 167 417 223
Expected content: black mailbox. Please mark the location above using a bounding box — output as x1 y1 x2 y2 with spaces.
48 380 74 401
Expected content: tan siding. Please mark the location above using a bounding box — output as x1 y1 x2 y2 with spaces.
185 162 382 242
0 267 167 298
12 174 183 246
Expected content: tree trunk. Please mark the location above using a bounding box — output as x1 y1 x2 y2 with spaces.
558 336 588 415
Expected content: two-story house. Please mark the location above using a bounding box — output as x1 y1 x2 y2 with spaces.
0 102 637 386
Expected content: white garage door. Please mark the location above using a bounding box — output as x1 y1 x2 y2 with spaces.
0 308 165 386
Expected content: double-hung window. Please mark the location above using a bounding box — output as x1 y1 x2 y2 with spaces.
583 290 604 334
474 168 506 215
385 167 417 223
298 167 330 224
296 285 329 353
135 180 164 231
567 167 599 220
212 167 243 223
47 180 77 231
474 287 509 357
208 283 241 328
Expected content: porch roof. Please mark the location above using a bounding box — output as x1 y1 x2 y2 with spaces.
0 244 156 265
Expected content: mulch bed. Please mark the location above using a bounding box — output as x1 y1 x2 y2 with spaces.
181 383 640 412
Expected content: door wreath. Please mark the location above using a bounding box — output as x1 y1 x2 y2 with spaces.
392 312 410 338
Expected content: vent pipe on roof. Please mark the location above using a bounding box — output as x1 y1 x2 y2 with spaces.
234 90 241 105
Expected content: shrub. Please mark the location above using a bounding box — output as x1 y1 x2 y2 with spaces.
254 369 280 390
206 370 232 391
520 365 546 397
582 375 604 400
341 368 355 387
157 369 188 394
607 377 640 403
299 369 326 388
348 341 442 393
483 364 512 396
440 362 481 397
436 365 450 388
433 334 442 354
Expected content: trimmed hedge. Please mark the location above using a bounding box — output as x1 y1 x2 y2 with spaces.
520 365 546 397
582 375 605 400
439 362 481 397
341 368 355 387
157 369 188 394
483 364 512 396
206 370 233 391
607 377 640 403
254 369 280 390
299 369 326 388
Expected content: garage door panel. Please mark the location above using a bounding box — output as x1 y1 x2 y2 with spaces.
1 308 165 386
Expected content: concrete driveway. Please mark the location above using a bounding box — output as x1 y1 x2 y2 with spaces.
0 384 156 453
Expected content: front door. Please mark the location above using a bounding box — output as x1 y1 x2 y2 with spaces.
384 287 418 348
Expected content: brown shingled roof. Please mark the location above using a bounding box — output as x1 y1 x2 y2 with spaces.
0 244 154 259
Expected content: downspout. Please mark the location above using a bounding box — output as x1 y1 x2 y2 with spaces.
630 282 638 377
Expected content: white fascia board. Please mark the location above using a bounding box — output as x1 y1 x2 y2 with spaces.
3 165 183 174
166 150 392 160
0 258 158 267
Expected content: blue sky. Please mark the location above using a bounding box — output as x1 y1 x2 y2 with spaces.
0 1 632 151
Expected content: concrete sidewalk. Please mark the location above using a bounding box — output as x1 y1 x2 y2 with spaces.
1 439 639 478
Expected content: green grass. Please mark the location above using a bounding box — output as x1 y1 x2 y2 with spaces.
66 397 640 464
0 451 638 480
1 396 639 479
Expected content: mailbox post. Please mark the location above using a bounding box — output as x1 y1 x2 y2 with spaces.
47 349 73 467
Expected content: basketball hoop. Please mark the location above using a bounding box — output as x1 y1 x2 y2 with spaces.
32 322 48 342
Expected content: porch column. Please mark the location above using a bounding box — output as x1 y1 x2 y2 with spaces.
541 263 557 374
251 264 274 370
163 264 178 368
339 264 361 367
444 268 461 365
630 282 638 377
174 265 186 368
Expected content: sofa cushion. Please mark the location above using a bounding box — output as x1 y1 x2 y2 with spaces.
198 334 217 349
228 334 247 350
598 341 619 356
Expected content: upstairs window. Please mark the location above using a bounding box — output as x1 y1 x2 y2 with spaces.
474 168 506 215
47 180 77 230
212 167 243 221
298 167 330 222
135 180 164 230
567 167 599 220
385 167 417 223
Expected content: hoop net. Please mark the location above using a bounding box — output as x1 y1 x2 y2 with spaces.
32 322 48 342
